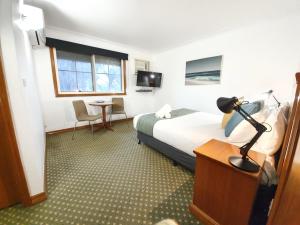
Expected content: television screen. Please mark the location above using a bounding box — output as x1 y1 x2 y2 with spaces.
137 71 162 87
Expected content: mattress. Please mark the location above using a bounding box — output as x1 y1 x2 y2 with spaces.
134 111 225 156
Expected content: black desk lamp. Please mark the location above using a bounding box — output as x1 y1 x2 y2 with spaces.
217 97 267 172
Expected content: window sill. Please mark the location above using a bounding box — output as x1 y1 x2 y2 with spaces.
55 92 126 97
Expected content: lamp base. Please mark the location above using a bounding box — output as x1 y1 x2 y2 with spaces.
228 156 260 173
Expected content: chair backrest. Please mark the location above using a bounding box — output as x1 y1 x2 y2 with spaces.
112 98 124 112
72 100 88 121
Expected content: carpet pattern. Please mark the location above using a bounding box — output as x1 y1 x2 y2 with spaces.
0 122 202 225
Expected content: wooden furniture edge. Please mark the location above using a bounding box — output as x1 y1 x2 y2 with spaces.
191 139 264 225
277 73 300 176
194 139 265 179
296 72 300 83
267 72 300 225
49 48 60 97
46 117 133 135
189 204 220 225
196 152 264 181
0 48 32 206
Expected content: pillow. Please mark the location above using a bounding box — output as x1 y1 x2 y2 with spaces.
155 104 172 119
224 101 262 137
221 111 234 128
227 110 269 143
228 107 287 156
253 108 287 156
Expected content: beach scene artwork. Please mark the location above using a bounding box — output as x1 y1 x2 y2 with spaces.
185 55 222 85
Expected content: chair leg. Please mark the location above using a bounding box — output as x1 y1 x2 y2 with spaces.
89 121 92 131
124 113 129 127
109 113 112 126
91 122 94 136
72 122 77 140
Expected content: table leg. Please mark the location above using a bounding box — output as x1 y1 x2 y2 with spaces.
101 105 113 131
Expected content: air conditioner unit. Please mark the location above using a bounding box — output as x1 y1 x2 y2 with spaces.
21 4 46 47
28 29 46 48
135 59 150 75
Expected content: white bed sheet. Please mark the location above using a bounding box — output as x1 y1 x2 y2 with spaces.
134 112 225 156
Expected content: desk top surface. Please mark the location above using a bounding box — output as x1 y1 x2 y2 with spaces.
194 139 266 178
89 102 113 106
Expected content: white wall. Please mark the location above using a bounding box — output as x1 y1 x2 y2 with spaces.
0 0 45 196
152 15 300 114
33 15 300 132
33 27 155 132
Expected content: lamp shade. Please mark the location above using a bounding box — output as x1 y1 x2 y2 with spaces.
217 97 238 113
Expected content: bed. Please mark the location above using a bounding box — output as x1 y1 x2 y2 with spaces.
134 111 225 171
133 109 280 173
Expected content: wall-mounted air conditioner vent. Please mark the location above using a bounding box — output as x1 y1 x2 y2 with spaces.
135 59 150 75
28 29 46 48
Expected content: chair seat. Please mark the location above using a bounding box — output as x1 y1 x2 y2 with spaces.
78 114 101 121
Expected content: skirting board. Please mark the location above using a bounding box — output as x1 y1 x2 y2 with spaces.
24 140 49 207
46 117 133 135
24 192 47 206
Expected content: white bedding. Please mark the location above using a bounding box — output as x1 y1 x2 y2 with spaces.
134 111 225 156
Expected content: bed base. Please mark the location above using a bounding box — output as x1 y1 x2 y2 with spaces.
137 131 196 171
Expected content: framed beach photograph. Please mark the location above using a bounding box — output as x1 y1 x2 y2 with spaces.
185 55 222 85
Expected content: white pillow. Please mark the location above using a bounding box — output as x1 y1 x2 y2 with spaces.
254 108 286 155
228 107 286 156
227 110 269 143
155 104 172 119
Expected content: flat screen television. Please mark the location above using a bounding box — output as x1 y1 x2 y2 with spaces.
136 71 162 87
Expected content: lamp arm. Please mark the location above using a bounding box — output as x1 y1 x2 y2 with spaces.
234 105 265 131
239 128 265 158
234 105 267 158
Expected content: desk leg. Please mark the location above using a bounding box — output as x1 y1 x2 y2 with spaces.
101 106 113 131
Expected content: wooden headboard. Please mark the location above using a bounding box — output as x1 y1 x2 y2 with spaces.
267 73 300 224
276 73 300 177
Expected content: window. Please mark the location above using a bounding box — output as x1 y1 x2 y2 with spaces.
50 48 126 97
94 55 122 93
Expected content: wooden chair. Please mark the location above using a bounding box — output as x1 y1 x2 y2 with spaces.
109 98 128 125
72 100 101 139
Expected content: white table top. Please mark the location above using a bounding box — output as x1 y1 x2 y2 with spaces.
89 101 113 106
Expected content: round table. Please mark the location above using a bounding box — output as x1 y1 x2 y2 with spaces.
89 102 114 131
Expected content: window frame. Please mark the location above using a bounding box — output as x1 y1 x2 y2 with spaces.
50 48 127 97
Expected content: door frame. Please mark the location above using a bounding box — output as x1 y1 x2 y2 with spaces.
0 45 31 206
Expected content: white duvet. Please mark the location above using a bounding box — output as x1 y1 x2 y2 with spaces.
133 111 225 156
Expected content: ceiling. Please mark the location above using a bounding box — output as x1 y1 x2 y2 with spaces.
25 0 300 52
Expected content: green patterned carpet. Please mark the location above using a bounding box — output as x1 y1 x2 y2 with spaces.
0 122 202 225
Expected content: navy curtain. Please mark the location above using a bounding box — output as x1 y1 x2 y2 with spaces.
46 37 128 60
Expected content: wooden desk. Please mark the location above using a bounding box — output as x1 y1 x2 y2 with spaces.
189 139 266 225
89 102 113 131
